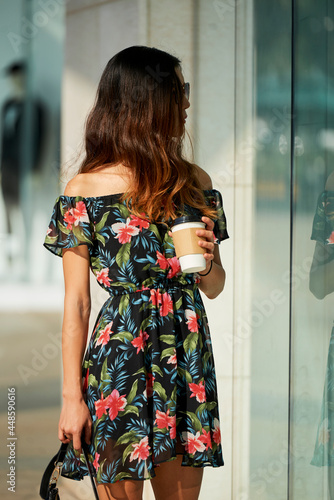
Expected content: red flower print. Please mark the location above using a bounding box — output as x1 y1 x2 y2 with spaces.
146 373 155 398
156 252 181 278
63 209 76 230
185 309 199 333
156 251 169 270
131 330 149 354
167 348 177 366
155 409 176 439
166 256 181 278
155 409 172 429
94 393 109 419
82 370 89 393
169 415 176 439
150 289 162 307
106 389 127 421
129 436 150 463
159 292 173 317
111 218 140 244
93 452 100 471
46 226 52 235
64 201 89 230
213 418 221 445
189 380 206 403
129 214 150 231
199 429 212 450
327 231 334 244
73 201 89 224
96 268 111 287
182 431 206 455
194 274 201 284
96 322 113 347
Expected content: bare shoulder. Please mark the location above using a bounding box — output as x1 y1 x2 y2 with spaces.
325 171 334 191
193 164 213 190
64 166 133 197
63 174 88 196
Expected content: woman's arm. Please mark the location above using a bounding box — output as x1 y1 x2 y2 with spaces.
196 217 226 299
58 244 92 452
56 177 93 452
193 165 226 299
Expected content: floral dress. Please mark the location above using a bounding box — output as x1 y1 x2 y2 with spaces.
44 188 228 484
310 190 334 467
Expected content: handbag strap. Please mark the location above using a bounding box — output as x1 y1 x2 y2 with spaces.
82 440 99 499
40 438 99 500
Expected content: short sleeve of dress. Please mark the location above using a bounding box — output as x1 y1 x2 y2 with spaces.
204 189 229 244
311 191 334 245
43 196 94 257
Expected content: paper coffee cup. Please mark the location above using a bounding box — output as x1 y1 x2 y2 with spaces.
171 215 207 273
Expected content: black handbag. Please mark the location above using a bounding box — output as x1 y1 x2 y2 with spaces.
39 437 99 500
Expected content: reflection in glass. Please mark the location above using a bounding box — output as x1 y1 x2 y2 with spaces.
309 177 334 498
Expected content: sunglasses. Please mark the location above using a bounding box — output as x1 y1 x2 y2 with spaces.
173 82 190 103
182 82 190 101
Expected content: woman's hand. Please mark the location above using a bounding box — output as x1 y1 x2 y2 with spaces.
58 398 92 453
196 216 215 267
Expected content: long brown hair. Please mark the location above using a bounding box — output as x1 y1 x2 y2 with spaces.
79 46 217 223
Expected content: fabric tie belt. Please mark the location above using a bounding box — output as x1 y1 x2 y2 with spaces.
105 280 196 298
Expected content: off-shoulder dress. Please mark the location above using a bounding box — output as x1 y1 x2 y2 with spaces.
44 189 228 484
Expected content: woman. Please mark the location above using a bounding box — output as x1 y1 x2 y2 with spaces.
310 171 334 499
44 45 228 500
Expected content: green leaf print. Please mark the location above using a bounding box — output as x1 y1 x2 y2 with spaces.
206 401 218 411
133 366 146 376
96 458 106 483
72 224 92 243
88 374 98 388
174 296 183 312
114 471 133 482
153 425 169 434
57 220 71 235
111 331 133 343
177 367 192 384
153 381 167 402
160 347 177 361
202 351 211 369
118 295 130 316
119 405 139 417
196 401 217 416
95 232 106 246
83 359 94 370
127 380 138 404
159 335 176 345
167 385 177 410
94 211 110 232
181 411 202 433
44 235 58 245
116 203 131 219
184 288 194 302
99 358 111 392
151 364 163 377
116 242 131 268
111 281 136 290
183 331 199 353
116 431 138 446
148 224 162 242
140 316 151 332
122 442 136 465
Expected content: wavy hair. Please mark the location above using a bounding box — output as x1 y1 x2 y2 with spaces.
79 46 218 223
